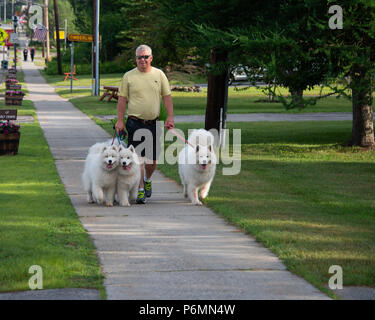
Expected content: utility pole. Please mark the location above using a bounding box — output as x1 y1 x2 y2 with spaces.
4 0 6 23
44 0 50 62
92 0 96 96
53 0 62 74
92 0 100 95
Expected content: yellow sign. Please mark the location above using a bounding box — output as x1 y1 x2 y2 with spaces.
54 30 65 40
68 34 93 42
0 28 9 45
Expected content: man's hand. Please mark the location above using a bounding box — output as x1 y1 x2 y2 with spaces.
115 120 124 134
165 115 174 130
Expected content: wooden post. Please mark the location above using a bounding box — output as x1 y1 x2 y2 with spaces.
44 0 50 62
53 0 62 75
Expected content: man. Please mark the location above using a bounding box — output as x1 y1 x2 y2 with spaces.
30 47 35 62
115 44 174 204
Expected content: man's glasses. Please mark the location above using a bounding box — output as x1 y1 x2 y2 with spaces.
136 55 151 60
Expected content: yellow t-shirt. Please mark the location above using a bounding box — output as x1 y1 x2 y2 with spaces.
118 67 171 120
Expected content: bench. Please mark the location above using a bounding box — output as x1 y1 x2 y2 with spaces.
99 86 119 102
63 65 78 81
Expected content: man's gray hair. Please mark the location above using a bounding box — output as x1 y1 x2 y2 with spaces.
136 45 152 56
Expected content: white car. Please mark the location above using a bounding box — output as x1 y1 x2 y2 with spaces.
228 65 266 84
229 66 248 84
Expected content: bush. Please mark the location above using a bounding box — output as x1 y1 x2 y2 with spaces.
44 43 134 75
44 59 133 75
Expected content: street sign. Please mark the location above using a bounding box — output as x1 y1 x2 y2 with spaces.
68 34 93 42
0 110 18 121
0 28 9 45
10 33 18 43
54 30 66 40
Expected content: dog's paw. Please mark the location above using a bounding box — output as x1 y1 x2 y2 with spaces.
192 200 203 206
106 202 114 207
120 202 131 207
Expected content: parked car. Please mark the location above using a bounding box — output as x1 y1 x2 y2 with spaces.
228 65 248 84
228 65 265 85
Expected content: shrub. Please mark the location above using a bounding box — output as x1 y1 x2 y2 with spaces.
44 59 133 75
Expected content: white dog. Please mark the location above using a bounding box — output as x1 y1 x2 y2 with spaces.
178 129 217 205
116 145 141 207
82 142 119 206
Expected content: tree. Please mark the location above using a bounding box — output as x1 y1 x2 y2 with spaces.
163 0 374 147
322 1 375 147
158 0 278 132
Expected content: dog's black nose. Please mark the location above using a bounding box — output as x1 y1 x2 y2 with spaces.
108 160 112 164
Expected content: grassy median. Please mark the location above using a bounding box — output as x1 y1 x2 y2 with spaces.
0 99 104 296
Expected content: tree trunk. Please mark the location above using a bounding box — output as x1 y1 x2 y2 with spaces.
53 0 62 75
347 65 375 147
289 89 304 108
205 48 228 132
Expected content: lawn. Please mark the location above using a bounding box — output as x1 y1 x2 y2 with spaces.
54 88 356 118
76 116 375 299
44 72 375 298
0 100 104 297
156 121 375 298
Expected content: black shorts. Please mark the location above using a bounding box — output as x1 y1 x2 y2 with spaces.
126 117 161 161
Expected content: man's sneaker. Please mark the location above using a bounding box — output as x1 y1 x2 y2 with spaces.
136 189 146 204
144 179 152 198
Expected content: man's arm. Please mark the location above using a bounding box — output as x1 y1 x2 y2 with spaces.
163 94 174 130
115 96 127 133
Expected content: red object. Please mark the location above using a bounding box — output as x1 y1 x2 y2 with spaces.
4 29 13 46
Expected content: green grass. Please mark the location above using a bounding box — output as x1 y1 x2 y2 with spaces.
156 121 375 298
53 88 358 117
0 105 104 297
65 92 375 298
41 72 125 87
46 72 375 298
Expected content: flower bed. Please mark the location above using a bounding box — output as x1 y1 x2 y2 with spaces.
0 120 21 155
5 90 26 106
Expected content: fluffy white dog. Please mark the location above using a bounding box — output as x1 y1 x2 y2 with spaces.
178 129 217 205
116 145 141 207
82 142 119 206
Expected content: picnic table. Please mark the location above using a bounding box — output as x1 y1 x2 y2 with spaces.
63 65 78 81
99 86 119 102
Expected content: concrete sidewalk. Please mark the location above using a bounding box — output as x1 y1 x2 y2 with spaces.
10 60 330 300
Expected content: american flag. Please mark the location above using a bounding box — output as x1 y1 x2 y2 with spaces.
33 24 48 42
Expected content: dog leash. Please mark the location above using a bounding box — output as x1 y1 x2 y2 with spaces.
169 128 195 148
112 126 127 146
